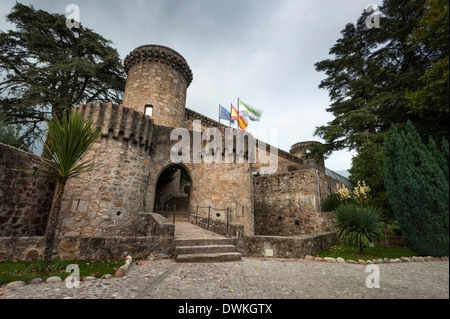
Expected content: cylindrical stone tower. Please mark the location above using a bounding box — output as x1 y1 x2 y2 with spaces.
57 102 155 238
123 45 193 128
290 141 325 166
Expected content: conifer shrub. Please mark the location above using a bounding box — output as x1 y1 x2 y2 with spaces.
383 121 449 256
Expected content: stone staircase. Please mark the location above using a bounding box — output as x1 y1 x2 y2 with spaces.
165 196 189 222
174 238 242 263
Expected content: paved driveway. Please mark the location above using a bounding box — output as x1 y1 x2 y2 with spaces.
1 258 448 300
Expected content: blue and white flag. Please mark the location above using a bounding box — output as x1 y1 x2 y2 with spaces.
219 104 231 121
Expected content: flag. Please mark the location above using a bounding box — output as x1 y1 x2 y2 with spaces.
239 109 259 121
219 105 231 121
239 100 262 121
238 115 249 129
230 105 239 121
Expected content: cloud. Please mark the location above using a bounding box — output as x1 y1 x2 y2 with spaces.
0 0 384 171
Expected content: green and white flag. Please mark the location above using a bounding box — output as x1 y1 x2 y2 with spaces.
239 100 262 121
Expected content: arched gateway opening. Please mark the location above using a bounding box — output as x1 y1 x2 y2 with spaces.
154 164 192 221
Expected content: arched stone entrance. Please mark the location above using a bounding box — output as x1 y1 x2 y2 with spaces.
153 163 192 221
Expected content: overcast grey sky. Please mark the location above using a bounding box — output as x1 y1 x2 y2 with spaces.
0 0 384 172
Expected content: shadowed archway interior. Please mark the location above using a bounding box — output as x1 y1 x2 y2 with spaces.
154 164 192 221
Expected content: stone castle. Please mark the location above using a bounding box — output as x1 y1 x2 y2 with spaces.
0 44 350 261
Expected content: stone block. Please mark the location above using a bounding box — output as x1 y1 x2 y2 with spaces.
323 257 336 263
45 276 62 283
6 281 27 288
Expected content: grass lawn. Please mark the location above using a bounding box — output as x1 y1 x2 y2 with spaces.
0 258 126 286
315 242 417 261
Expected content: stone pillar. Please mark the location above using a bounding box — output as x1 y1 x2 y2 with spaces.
57 102 154 237
123 45 193 128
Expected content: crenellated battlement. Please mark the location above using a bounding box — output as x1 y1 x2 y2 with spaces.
75 102 154 150
124 44 193 86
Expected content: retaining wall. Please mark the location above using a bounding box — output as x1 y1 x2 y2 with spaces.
237 232 336 258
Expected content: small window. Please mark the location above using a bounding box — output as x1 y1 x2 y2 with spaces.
144 105 153 116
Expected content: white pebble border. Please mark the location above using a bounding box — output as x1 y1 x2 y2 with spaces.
303 255 449 265
2 256 133 289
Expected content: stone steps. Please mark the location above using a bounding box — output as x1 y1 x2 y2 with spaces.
174 210 189 222
174 238 242 263
176 244 237 255
176 252 242 263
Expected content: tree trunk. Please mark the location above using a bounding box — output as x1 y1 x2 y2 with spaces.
43 176 67 266
359 243 364 256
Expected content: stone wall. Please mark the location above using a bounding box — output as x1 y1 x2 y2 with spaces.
236 232 336 258
193 161 254 235
0 232 335 261
144 125 256 235
253 169 339 236
0 210 175 262
0 142 55 237
0 236 45 261
0 235 172 261
56 236 168 260
55 213 174 260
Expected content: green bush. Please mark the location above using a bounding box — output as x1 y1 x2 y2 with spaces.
321 193 342 212
388 222 403 236
333 204 385 256
287 165 299 172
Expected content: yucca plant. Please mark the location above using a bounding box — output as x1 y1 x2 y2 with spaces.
40 110 101 266
333 204 385 256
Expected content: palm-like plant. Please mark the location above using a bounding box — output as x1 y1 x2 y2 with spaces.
41 110 101 266
333 204 385 256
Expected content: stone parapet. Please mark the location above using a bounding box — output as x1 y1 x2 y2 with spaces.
236 232 336 258
189 214 245 238
147 213 175 238
0 235 173 261
76 102 154 151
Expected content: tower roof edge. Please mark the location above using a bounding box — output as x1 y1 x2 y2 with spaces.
124 44 193 86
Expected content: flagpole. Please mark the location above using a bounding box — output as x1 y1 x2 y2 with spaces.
237 97 240 129
229 103 232 127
